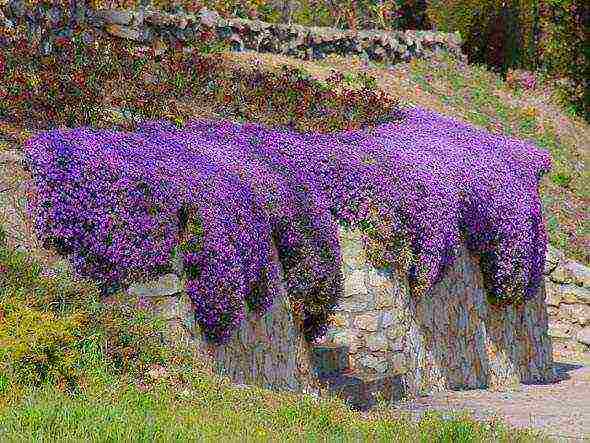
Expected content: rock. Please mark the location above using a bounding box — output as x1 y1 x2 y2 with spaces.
131 8 145 28
359 354 388 374
328 330 360 352
389 352 407 375
544 281 562 307
366 333 388 351
366 267 393 289
547 305 559 317
105 24 143 41
547 321 576 339
85 9 106 27
9 0 25 18
560 303 590 326
382 311 394 328
329 312 348 328
561 284 590 304
565 261 590 287
576 327 590 346
375 291 394 309
127 273 182 298
97 9 133 26
198 7 220 28
386 324 405 341
0 149 24 164
544 245 564 274
344 269 367 296
338 296 375 312
355 312 380 332
550 263 575 284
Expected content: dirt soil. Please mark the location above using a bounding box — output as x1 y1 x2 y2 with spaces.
390 353 590 442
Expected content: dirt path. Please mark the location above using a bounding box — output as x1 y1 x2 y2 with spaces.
391 356 590 441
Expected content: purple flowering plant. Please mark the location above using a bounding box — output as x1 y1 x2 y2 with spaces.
23 106 552 345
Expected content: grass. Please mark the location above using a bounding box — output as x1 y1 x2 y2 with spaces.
0 372 549 442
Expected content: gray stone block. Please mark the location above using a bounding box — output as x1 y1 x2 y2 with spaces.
127 273 182 297
577 327 590 346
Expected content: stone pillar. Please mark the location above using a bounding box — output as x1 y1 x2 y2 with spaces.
324 227 557 398
127 250 322 395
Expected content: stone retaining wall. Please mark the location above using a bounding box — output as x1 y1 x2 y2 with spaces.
544 245 590 355
1 1 465 64
126 226 561 398
321 227 555 396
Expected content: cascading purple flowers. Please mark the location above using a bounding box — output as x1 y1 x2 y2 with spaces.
23 106 552 344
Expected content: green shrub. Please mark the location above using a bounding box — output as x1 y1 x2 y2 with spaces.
0 298 84 388
426 0 589 119
0 235 169 393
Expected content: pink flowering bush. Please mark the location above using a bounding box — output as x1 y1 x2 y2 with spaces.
505 69 538 91
23 106 552 344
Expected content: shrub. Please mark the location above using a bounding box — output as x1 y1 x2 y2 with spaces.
426 0 589 119
0 13 399 134
0 236 169 391
23 106 551 345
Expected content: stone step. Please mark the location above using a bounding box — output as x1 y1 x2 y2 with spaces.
310 343 350 379
319 372 406 411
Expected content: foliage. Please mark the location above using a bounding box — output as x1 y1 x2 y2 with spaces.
0 15 397 134
22 103 551 344
396 54 588 265
426 0 589 120
0 238 169 391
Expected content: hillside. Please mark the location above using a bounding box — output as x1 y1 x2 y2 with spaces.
1 7 590 440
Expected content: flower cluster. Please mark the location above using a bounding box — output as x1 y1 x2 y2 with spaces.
505 69 538 91
23 106 552 344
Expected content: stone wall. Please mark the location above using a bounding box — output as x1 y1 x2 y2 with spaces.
126 226 561 400
544 245 590 355
321 227 556 396
1 1 465 64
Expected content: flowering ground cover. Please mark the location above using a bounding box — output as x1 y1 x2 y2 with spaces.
23 105 552 344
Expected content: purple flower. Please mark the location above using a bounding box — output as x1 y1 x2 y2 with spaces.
23 106 552 344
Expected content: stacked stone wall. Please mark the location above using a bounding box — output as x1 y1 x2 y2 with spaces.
544 246 590 355
125 226 564 398
322 227 556 396
0 1 465 64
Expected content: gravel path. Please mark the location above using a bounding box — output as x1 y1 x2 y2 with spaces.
391 358 590 441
